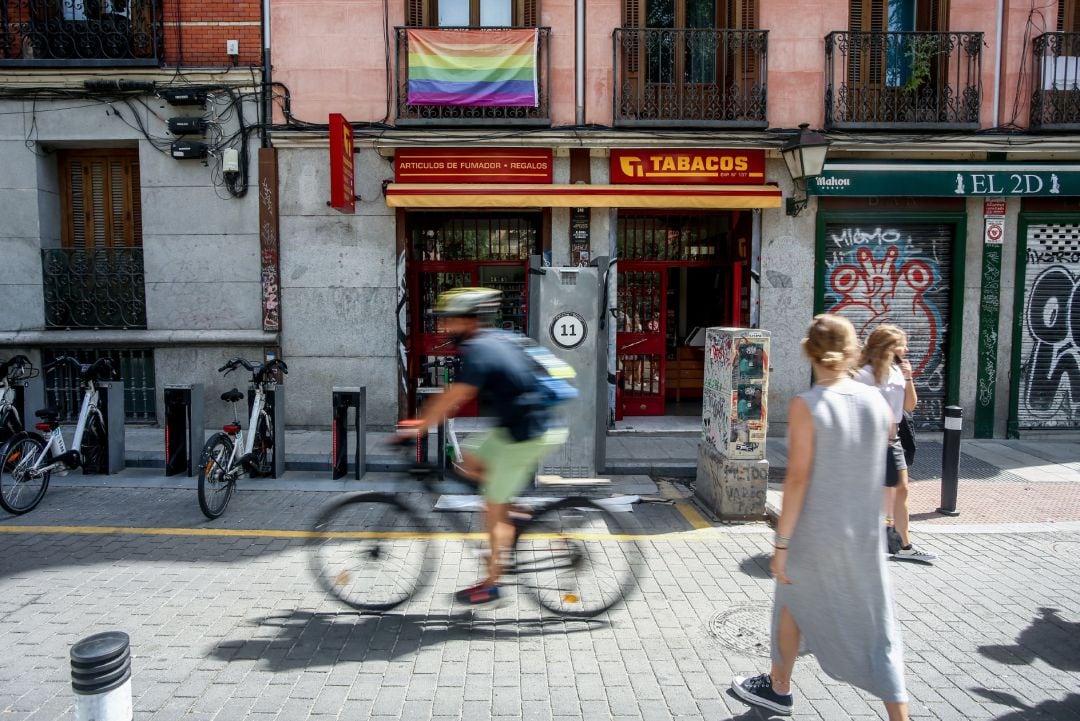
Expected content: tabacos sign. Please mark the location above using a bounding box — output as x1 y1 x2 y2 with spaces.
610 149 766 185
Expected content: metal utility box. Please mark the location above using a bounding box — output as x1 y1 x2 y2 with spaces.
331 387 366 480
93 381 126 475
702 327 771 460
528 257 608 478
164 384 204 477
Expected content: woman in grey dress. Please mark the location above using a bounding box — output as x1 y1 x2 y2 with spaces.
732 314 909 720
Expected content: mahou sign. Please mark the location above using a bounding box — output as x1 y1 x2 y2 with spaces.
395 148 553 183
610 149 766 185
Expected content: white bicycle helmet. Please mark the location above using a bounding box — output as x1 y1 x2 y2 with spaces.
431 287 502 317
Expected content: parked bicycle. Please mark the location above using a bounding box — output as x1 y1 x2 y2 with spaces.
197 356 288 519
308 434 638 618
0 356 115 515
0 355 37 446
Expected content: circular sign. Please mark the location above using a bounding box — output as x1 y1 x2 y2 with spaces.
986 221 1003 242
550 312 588 349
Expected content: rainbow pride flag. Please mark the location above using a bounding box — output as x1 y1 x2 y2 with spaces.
407 28 538 107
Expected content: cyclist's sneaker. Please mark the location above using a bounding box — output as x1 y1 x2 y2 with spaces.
454 582 502 606
731 674 793 716
894 544 937 562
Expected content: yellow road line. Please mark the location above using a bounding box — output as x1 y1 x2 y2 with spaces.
674 501 712 530
0 523 735 543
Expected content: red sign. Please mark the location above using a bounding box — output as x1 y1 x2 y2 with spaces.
395 148 553 184
610 149 766 185
329 113 355 214
983 198 1006 217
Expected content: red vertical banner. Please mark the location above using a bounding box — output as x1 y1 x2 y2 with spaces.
258 147 281 332
329 113 355 214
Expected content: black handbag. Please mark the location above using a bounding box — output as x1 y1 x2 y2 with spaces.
898 411 917 466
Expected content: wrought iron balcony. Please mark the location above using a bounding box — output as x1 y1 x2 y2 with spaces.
825 30 982 130
42 248 146 330
614 28 768 127
1 0 162 66
395 26 550 126
1031 32 1080 130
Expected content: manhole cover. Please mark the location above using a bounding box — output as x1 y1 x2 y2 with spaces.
707 606 771 658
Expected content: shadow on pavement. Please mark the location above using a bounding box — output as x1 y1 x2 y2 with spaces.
973 688 1080 720
209 609 603 670
738 552 772 580
977 607 1080 672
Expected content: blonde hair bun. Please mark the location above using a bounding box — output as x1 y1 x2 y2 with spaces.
802 314 858 371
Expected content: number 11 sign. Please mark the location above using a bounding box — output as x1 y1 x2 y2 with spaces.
550 312 587 350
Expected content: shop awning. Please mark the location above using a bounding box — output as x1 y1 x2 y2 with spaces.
384 183 782 209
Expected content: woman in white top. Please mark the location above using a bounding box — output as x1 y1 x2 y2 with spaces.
854 325 936 562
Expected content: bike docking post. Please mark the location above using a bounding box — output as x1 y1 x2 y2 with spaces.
249 384 286 478
415 387 445 466
937 405 963 516
12 373 45 430
93 381 126 475
331 387 366 480
163 385 204 476
70 630 132 721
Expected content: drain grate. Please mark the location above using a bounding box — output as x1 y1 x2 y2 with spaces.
707 605 772 658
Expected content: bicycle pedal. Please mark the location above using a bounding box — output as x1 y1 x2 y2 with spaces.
56 450 81 468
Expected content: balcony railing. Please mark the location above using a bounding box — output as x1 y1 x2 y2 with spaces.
1 0 162 66
395 26 550 126
42 248 146 330
825 31 982 130
614 28 768 127
1031 32 1080 130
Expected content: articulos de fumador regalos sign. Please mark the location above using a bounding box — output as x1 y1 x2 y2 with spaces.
808 162 1080 197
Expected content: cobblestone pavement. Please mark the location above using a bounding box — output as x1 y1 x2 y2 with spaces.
2 484 1079 721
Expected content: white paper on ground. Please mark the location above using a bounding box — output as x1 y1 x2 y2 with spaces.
433 495 639 513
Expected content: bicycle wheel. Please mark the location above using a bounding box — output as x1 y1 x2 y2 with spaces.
309 493 432 613
198 432 235 519
250 412 273 477
514 497 638 618
79 413 106 473
0 433 50 515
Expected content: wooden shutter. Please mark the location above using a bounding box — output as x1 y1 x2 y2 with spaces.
407 0 426 26
60 150 141 250
520 0 538 26
850 0 886 86
727 0 758 84
1061 0 1080 32
624 0 641 74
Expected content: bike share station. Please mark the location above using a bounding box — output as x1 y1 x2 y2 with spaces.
93 380 126 475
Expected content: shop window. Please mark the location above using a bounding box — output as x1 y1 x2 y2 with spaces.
617 213 728 261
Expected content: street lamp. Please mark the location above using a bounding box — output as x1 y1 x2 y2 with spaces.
780 123 831 217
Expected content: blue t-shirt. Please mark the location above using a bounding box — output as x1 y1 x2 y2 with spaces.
456 330 549 442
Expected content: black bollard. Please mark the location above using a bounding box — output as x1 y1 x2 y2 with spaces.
937 406 962 516
71 631 132 720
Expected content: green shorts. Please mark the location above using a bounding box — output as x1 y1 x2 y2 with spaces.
469 426 568 504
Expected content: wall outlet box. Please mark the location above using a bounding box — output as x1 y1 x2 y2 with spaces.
222 148 240 175
167 116 208 135
226 39 239 56
171 141 208 160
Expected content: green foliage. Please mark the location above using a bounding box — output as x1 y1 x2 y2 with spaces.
903 35 939 92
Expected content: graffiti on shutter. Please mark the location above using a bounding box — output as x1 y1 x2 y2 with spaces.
823 223 954 429
1017 224 1080 430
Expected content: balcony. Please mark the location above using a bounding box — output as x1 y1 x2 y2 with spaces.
0 0 162 66
395 26 550 126
825 30 982 130
42 248 146 330
614 28 768 128
1031 32 1080 130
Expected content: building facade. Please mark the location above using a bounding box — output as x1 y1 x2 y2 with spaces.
2 0 1079 440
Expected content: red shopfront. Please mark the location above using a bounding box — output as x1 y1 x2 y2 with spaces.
385 147 779 418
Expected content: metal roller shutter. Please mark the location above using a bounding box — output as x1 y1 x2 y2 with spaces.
1016 223 1080 430
823 223 955 429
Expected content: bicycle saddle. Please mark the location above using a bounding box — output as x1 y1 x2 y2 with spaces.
221 389 244 403
35 408 59 421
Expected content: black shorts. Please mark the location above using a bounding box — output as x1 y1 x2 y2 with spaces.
884 438 908 488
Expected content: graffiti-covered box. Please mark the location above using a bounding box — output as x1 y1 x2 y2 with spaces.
696 443 769 520
701 327 770 460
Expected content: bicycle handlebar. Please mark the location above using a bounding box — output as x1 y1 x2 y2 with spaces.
44 356 115 382
218 357 288 382
0 355 34 381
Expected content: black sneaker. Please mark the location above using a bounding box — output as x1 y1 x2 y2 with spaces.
886 526 903 555
731 674 793 716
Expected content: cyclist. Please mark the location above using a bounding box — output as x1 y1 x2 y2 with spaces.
396 287 568 607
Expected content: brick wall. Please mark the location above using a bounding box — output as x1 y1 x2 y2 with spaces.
161 0 262 67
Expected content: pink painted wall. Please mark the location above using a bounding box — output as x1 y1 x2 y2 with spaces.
272 0 404 124
950 0 1004 129
997 0 1055 129
540 0 577 126
761 0 847 128
584 0 621 126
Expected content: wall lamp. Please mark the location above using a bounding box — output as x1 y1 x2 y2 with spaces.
780 123 831 216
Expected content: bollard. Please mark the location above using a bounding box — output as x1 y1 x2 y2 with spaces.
331 387 366 480
937 405 962 516
71 631 132 721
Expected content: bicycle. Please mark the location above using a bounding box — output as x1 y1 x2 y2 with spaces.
197 356 288 519
0 356 115 515
0 355 37 446
308 432 638 618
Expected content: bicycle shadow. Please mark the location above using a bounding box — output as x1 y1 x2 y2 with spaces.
210 608 605 671
977 607 1080 672
738 552 772 580
972 688 1080 719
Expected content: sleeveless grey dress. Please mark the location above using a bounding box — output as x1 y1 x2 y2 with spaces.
772 379 908 703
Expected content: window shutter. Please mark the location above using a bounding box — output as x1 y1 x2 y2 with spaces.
624 0 641 74
522 0 538 27
407 0 425 26
60 150 141 250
